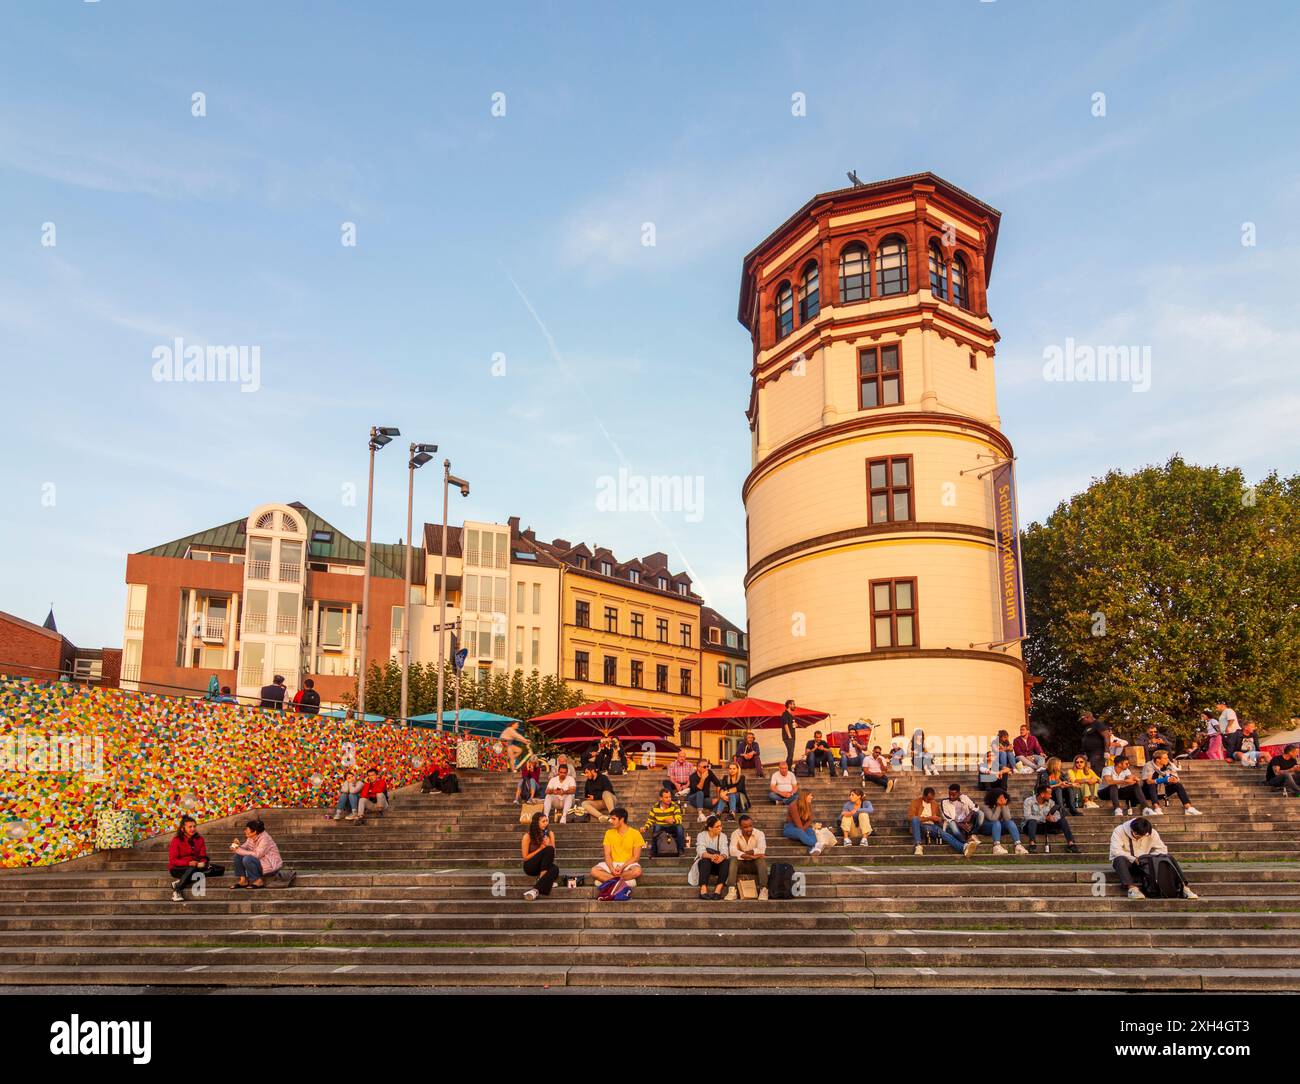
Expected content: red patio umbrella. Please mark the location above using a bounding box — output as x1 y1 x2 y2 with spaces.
528 699 675 741
679 696 829 733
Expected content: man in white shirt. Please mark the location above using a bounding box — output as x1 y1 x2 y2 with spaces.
1101 755 1146 817
768 762 799 805
724 814 769 901
1140 751 1201 816
941 783 985 844
861 745 897 793
1109 816 1198 900
543 762 577 824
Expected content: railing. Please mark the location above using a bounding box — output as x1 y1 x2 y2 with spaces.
125 610 144 630
278 563 300 583
274 614 298 636
390 628 404 649
201 620 226 641
247 559 271 580
314 655 353 677
243 612 267 634
239 666 263 686
121 662 141 682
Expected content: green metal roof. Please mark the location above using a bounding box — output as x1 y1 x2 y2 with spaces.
135 502 419 581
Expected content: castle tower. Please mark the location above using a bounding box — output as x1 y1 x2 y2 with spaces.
738 173 1025 755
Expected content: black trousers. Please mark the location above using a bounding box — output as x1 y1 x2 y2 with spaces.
1022 817 1075 843
1143 781 1190 805
523 846 559 896
169 862 210 893
695 855 727 887
782 736 796 769
1104 783 1145 809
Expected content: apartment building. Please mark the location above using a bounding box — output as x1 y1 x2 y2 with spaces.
534 539 703 727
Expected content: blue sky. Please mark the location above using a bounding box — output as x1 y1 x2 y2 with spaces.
1 1 1297 648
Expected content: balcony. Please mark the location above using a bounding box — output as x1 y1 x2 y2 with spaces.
121 662 141 682
247 559 271 581
390 628 405 649
125 610 144 631
314 655 353 677
243 612 268 635
240 665 263 687
274 614 299 636
201 620 226 642
278 563 301 584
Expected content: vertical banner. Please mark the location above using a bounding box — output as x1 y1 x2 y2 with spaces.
990 461 1027 642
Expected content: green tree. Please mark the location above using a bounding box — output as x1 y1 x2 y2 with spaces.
1023 456 1300 749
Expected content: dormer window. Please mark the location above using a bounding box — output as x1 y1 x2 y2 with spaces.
627 569 639 584
599 561 612 576
656 576 667 590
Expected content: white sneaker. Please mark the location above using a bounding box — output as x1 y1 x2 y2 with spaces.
992 844 1008 855
523 889 539 901
858 836 870 847
1184 806 1202 816
724 887 738 901
963 838 979 858
913 844 924 856
698 811 707 824
810 844 824 856
1013 843 1028 855
1114 808 1125 817
842 769 849 777
558 816 567 824
1127 886 1144 900
1182 887 1199 900
171 891 184 902
758 887 769 901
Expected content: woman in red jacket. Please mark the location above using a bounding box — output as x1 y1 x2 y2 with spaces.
168 815 214 902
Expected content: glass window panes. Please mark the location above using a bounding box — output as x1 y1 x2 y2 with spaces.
873 584 892 611
896 615 915 646
876 237 907 296
839 245 868 302
874 616 893 646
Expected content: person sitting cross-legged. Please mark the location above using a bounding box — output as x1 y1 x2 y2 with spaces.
1021 784 1080 853
642 788 687 858
725 814 769 902
691 814 731 900
1102 755 1146 817
591 807 644 887
909 786 975 857
941 782 984 851
663 751 694 799
768 761 800 805
1140 752 1201 816
839 788 874 846
1224 720 1262 768
1110 815 1198 900
543 762 577 824
978 789 1029 856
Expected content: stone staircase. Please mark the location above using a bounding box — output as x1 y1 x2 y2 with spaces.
1 760 1296 991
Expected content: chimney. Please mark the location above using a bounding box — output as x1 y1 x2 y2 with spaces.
507 515 521 532
522 528 536 542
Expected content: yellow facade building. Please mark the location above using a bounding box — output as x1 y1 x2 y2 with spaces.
738 173 1027 763
535 541 703 731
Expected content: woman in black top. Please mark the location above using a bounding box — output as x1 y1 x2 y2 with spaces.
686 759 722 824
714 761 750 821
521 811 559 901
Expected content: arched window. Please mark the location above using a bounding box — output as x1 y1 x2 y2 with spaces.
839 243 869 302
797 262 820 322
775 282 794 339
876 236 908 297
951 254 968 309
928 242 948 301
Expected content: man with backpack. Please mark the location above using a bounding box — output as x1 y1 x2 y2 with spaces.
1109 816 1198 901
642 788 686 857
292 678 321 714
591 807 644 888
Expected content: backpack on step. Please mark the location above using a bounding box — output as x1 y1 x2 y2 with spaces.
1138 853 1186 899
652 829 679 857
596 877 632 902
767 862 795 900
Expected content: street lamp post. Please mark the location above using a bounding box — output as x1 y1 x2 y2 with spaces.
400 442 438 723
357 425 400 719
436 459 470 731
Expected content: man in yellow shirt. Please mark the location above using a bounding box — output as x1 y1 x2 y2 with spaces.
591 807 644 886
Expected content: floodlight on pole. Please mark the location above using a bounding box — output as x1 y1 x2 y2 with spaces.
436 459 470 731
357 424 399 717
399 441 437 722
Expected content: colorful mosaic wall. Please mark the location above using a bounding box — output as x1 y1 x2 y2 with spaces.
0 676 506 867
